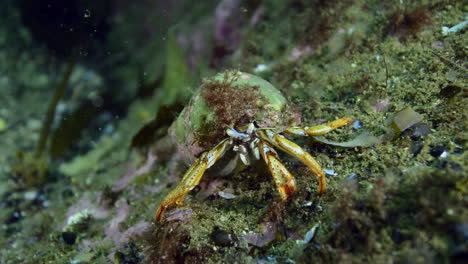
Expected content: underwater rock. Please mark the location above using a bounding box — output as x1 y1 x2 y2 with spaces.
289 45 313 61
439 85 462 100
345 173 358 183
61 231 77 245
166 209 193 222
144 222 191 263
244 222 277 247
435 160 462 171
218 188 236 200
391 107 423 135
211 227 238 247
114 242 142 264
430 145 447 158
408 123 431 139
353 120 362 130
409 142 424 156
5 210 22 224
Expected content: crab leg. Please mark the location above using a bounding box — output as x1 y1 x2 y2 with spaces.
258 130 326 195
284 117 352 136
155 138 232 221
258 140 297 199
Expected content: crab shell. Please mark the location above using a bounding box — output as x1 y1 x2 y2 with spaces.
168 70 301 165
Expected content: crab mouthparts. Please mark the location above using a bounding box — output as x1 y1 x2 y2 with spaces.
226 124 261 166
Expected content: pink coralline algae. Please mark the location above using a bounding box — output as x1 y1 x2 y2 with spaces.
113 151 157 192
165 208 193 222
214 0 243 50
60 195 109 231
244 221 277 247
104 200 151 250
62 195 150 260
374 98 390 112
288 45 313 61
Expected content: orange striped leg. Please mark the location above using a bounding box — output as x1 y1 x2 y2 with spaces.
284 117 352 136
258 130 326 195
155 138 232 221
258 140 296 199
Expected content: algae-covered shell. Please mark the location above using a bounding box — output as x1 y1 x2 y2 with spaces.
169 70 300 164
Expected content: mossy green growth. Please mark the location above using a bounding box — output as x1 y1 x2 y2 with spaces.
210 71 287 112
10 151 48 188
0 117 7 132
158 27 193 106
299 168 467 263
169 70 297 162
2 0 467 263
172 71 288 138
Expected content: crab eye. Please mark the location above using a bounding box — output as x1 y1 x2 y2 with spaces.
253 121 259 128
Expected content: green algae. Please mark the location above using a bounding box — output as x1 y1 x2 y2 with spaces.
157 27 194 107
300 167 467 263
1 0 466 263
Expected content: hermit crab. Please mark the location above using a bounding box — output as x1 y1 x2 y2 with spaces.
155 70 351 221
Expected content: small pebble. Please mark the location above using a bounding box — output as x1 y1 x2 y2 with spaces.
455 223 468 239
254 64 269 73
211 227 237 247
436 160 462 171
409 142 423 156
24 191 38 200
62 231 77 245
346 173 357 181
353 120 362 130
430 145 446 158
431 40 445 49
218 190 236 199
410 123 431 139
6 210 22 224
391 107 423 134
